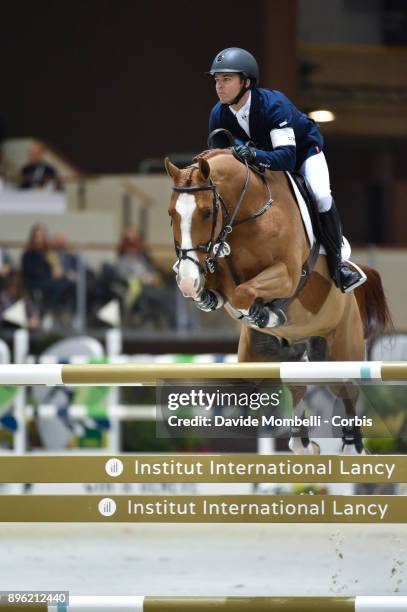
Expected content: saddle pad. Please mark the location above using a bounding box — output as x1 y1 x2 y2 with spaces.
286 172 351 261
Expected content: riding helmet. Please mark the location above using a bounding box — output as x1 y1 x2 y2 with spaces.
207 47 259 86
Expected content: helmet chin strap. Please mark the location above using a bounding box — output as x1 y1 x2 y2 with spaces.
227 77 251 106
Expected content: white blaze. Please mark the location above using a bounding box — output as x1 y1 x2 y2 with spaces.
175 193 204 298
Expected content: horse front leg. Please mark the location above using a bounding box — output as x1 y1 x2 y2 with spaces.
341 396 366 454
232 261 294 322
328 385 367 455
288 385 321 455
238 328 320 455
327 295 367 454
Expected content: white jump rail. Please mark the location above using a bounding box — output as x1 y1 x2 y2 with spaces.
0 361 405 385
15 595 407 610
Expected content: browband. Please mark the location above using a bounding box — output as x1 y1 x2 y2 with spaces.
172 183 215 193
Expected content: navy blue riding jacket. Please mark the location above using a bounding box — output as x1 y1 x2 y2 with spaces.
209 88 324 172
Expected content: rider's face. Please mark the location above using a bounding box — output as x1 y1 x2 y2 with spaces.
214 73 243 104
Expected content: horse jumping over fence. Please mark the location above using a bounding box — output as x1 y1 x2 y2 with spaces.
165 148 392 454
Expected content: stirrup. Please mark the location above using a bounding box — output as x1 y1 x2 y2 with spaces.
341 261 367 294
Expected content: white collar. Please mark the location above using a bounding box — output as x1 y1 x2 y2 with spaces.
229 91 251 120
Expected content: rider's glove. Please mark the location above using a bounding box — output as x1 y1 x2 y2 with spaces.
233 144 256 164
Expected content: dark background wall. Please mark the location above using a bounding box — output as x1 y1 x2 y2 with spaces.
2 0 291 173
4 0 405 244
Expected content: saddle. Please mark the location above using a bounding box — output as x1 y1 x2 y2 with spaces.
285 172 323 241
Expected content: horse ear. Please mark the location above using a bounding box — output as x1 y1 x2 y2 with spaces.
198 158 211 181
164 157 181 180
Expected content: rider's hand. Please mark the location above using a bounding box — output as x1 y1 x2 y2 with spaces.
233 144 256 164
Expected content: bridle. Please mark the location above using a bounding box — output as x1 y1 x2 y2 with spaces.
171 128 321 318
172 159 273 282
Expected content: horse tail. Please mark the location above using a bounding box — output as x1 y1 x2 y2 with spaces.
354 265 393 342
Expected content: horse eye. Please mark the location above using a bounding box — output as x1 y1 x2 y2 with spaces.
203 210 211 220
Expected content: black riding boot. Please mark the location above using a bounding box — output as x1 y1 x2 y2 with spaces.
319 202 366 293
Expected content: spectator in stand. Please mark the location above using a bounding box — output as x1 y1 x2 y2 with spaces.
117 226 159 285
52 231 103 324
20 140 62 190
115 226 176 328
0 244 19 324
21 224 73 328
52 232 78 283
51 231 80 316
0 246 14 292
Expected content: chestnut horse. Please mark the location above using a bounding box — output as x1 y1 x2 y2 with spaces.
165 149 391 454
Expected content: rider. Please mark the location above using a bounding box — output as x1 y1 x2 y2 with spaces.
207 47 365 294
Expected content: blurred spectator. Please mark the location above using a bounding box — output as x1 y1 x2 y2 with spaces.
21 224 74 328
52 232 78 283
51 231 102 324
117 226 159 285
0 245 19 324
20 140 62 190
103 226 176 328
0 246 14 292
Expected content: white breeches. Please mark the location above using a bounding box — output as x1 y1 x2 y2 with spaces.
299 151 333 213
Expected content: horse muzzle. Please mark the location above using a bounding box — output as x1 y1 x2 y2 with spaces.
175 259 205 299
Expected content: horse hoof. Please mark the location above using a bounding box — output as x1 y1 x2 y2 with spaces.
288 439 320 455
288 438 303 454
341 443 370 455
309 441 321 455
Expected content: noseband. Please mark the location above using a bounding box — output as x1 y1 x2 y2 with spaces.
172 161 273 277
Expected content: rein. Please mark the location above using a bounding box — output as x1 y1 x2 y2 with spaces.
172 160 273 281
172 158 320 314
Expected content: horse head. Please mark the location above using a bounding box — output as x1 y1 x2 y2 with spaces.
165 155 225 299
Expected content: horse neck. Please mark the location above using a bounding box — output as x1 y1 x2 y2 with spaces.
209 157 268 217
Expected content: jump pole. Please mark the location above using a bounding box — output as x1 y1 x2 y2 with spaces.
0 361 406 385
5 596 407 610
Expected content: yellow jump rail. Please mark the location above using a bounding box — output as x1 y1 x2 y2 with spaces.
0 361 405 385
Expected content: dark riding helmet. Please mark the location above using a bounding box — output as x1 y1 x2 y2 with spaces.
207 47 259 86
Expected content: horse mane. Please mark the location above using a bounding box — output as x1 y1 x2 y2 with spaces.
175 165 199 187
193 148 233 162
172 150 233 187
